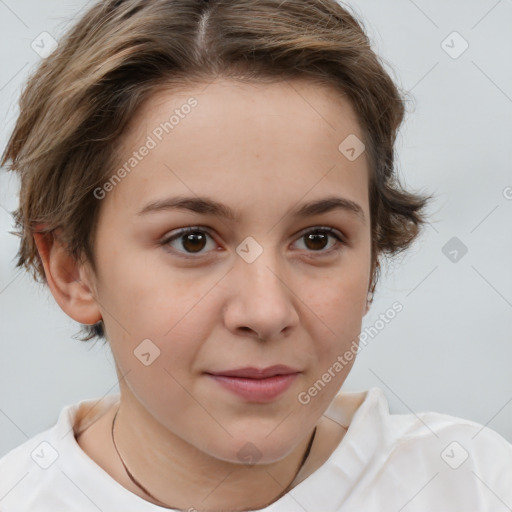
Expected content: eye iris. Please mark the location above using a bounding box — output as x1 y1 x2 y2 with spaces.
182 231 207 253
304 231 329 251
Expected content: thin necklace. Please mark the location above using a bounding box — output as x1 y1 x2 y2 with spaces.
111 407 317 510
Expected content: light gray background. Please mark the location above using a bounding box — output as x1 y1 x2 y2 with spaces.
1 0 511 458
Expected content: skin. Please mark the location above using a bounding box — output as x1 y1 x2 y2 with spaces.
34 77 373 511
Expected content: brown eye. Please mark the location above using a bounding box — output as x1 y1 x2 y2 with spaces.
293 227 345 255
160 225 345 260
180 231 208 253
304 231 330 251
161 227 215 256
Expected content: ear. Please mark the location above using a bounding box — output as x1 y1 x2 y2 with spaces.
363 287 374 316
33 230 102 325
364 258 378 316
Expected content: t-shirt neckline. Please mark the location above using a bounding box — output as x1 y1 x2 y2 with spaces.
55 388 388 511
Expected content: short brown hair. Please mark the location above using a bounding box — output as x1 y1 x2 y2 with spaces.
1 0 433 343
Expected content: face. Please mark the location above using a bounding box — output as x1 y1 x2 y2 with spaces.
87 78 372 463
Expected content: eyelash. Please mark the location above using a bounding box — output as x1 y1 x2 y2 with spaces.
159 226 346 259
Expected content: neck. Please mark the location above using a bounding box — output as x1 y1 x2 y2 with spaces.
112 393 318 512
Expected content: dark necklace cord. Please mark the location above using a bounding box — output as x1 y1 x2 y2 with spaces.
111 407 317 510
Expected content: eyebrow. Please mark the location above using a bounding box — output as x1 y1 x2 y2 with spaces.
136 195 366 225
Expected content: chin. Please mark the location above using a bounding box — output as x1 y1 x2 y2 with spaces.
205 432 299 466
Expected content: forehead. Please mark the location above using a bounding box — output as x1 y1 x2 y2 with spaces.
122 76 366 154
106 77 370 219
140 77 363 136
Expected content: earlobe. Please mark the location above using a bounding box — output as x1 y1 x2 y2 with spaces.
33 230 102 325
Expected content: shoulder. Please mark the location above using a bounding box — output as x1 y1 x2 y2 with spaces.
327 388 512 511
387 400 512 462
0 395 119 512
389 407 512 508
362 387 512 467
0 425 62 511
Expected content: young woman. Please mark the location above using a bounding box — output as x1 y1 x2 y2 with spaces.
1 1 510 510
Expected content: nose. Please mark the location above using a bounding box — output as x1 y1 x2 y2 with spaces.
222 247 300 341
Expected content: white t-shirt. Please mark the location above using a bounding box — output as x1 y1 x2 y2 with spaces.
1 387 511 511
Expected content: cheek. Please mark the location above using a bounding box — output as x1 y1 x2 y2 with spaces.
296 274 365 411
305 268 367 338
96 246 204 332
105 284 208 424
94 264 212 403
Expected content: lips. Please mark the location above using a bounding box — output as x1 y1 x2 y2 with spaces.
206 365 300 379
205 365 301 403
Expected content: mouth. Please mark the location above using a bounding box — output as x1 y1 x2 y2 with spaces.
205 365 301 403
206 365 300 379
